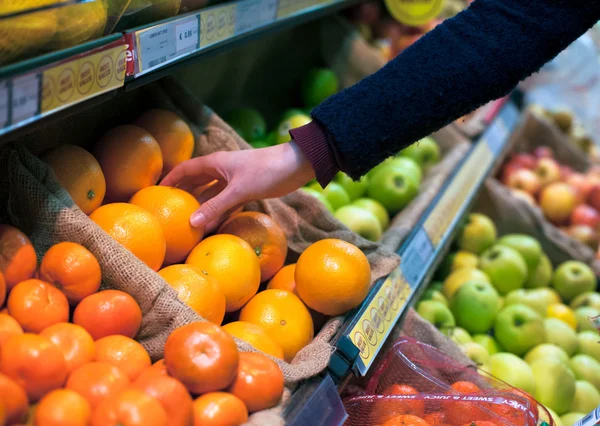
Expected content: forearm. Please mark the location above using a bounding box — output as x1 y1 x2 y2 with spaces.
296 0 600 183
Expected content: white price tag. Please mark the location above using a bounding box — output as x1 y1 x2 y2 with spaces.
0 81 8 129
11 73 40 125
176 19 199 52
235 0 277 34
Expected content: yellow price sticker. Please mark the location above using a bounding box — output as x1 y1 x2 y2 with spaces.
384 0 445 26
200 4 236 48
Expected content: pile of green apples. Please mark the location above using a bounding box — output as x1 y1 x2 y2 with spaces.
302 138 441 241
416 212 600 426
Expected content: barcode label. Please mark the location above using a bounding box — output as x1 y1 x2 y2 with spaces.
148 56 168 68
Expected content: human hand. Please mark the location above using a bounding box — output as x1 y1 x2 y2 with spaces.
160 141 316 232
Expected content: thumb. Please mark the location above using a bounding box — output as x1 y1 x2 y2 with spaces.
190 187 242 228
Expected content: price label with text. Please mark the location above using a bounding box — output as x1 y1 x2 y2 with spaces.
0 81 8 129
11 73 41 125
235 0 277 33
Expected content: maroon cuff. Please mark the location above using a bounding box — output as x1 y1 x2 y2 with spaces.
290 120 339 187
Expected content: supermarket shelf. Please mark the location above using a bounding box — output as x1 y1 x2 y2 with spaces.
328 100 521 381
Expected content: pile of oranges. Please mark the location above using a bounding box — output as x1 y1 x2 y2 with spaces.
0 224 285 425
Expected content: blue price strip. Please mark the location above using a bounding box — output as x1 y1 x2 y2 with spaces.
400 227 435 288
485 101 520 155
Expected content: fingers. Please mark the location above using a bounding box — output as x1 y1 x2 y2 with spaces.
190 186 245 228
160 156 221 189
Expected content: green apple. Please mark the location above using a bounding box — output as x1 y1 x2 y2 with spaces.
497 234 542 278
533 287 563 308
320 182 351 210
494 304 545 356
382 157 423 186
442 268 490 300
352 198 390 230
450 280 499 333
280 108 306 122
429 281 443 292
560 413 584 426
276 113 312 144
578 331 600 361
397 137 440 171
416 300 455 331
547 408 564 426
571 292 600 311
421 288 448 306
545 318 579 356
225 108 266 142
249 139 270 148
479 245 528 295
265 130 277 146
452 251 480 271
333 172 368 201
488 352 535 394
531 358 576 415
461 342 490 368
334 206 382 241
472 334 503 355
456 213 497 255
570 380 600 414
367 166 419 214
299 188 334 213
524 343 570 366
575 307 600 332
302 68 339 108
448 327 472 345
505 289 547 317
525 253 553 288
571 354 600 390
552 261 597 303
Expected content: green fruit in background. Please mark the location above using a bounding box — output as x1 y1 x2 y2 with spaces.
367 166 419 214
494 304 545 356
250 139 270 149
575 306 600 332
560 413 584 426
462 342 490 368
525 253 553 288
479 245 528 295
416 300 455 331
488 352 535 394
280 108 306 122
334 206 382 241
578 330 600 361
397 137 441 170
571 292 600 311
547 408 564 426
266 131 277 146
352 198 390 230
472 334 503 355
429 281 443 292
276 113 312 144
321 182 351 211
497 234 542 278
570 380 600 414
421 288 448 306
524 343 570 366
381 157 423 185
442 268 490 300
302 68 339 108
571 354 600 391
545 318 579 356
225 108 266 142
447 327 472 345
457 213 497 255
531 358 576 415
334 172 368 201
299 188 334 213
504 288 558 317
450 280 499 334
552 261 597 303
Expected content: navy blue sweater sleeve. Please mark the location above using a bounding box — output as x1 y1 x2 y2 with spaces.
306 0 600 181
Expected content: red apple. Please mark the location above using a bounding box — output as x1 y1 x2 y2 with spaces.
588 184 600 212
570 204 600 228
565 225 598 248
567 173 594 204
508 153 537 170
533 146 554 159
534 158 561 187
510 189 537 206
506 169 541 195
588 165 600 180
540 182 578 224
501 162 525 185
560 165 575 180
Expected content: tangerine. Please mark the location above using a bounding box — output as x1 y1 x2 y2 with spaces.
0 372 29 425
295 239 371 316
90 202 166 271
65 362 130 409
42 144 106 215
423 412 448 426
39 323 95 374
373 384 424 420
267 264 297 295
0 313 23 345
133 372 193 426
91 388 168 426
382 415 431 426
221 321 284 360
95 335 151 381
192 392 248 426
0 224 37 290
144 359 168 377
39 241 101 304
34 388 91 426
94 125 163 202
158 264 226 324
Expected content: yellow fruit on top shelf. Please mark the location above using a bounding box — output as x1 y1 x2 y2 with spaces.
240 289 314 362
49 0 107 50
130 186 202 265
186 234 260 312
158 264 226 325
221 321 284 360
90 202 166 271
295 239 371 316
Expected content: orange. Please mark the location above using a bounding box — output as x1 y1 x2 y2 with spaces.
144 359 168 377
0 312 22 345
382 415 431 426
42 144 106 215
423 413 448 426
95 335 151 381
0 372 29 425
378 384 424 418
90 203 166 271
0 271 5 307
130 186 202 265
93 125 163 202
0 333 67 401
158 264 226 324
239 289 314 362
73 289 142 340
34 388 91 426
134 109 194 176
7 279 69 333
0 224 37 290
91 388 168 426
221 321 284 360
218 212 288 281
65 362 130 409
267 264 297 295
186 234 260 312
133 371 193 426
295 239 371 316
446 381 483 425
228 352 284 412
192 392 248 426
39 242 101 304
451 381 481 393
39 323 95 374
164 322 239 394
